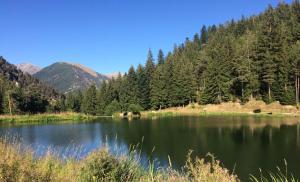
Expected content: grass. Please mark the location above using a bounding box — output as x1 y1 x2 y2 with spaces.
142 110 298 119
250 160 298 182
0 112 100 124
0 137 240 182
0 137 297 182
142 100 300 119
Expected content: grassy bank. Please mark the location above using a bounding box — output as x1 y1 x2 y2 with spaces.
0 138 297 182
0 112 100 123
142 110 299 118
142 101 300 119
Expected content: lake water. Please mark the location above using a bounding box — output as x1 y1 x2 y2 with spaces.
0 115 299 181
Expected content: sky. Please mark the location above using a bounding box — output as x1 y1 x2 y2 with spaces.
0 0 293 74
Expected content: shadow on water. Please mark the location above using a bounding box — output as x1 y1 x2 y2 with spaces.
0 115 299 181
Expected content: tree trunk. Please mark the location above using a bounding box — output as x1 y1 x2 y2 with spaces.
241 81 244 99
296 77 298 105
297 76 300 106
268 84 271 102
8 92 12 115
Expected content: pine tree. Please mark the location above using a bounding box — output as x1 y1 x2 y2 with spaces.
143 49 155 109
256 6 281 103
81 84 97 115
200 32 233 104
200 25 208 45
136 64 147 109
150 64 168 109
157 49 165 65
127 65 139 105
232 30 259 102
96 81 107 115
290 41 300 105
291 0 300 42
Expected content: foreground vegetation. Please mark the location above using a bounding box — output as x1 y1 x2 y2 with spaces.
0 112 99 123
0 138 297 182
0 138 238 182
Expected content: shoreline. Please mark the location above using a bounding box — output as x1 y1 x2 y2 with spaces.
0 112 100 123
1 101 299 123
141 101 300 118
141 110 300 118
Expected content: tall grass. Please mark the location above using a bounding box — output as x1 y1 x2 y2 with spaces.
0 137 240 182
250 160 298 182
0 137 297 182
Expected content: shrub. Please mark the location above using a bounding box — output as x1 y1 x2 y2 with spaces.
128 104 143 115
184 152 239 182
104 100 121 116
79 149 141 181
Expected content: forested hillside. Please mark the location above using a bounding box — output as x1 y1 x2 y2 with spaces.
0 57 62 114
71 1 300 115
34 62 108 93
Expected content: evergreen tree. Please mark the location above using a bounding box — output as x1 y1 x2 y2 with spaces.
136 64 147 109
143 49 155 109
157 49 165 65
96 81 107 115
290 41 300 105
256 6 281 103
81 85 97 115
150 64 168 109
200 25 208 45
127 65 139 105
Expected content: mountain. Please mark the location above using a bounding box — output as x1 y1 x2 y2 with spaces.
105 72 121 79
34 62 109 93
16 63 41 75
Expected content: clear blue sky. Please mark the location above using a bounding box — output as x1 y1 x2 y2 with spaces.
0 0 292 74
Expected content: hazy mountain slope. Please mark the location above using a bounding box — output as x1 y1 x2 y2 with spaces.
16 63 41 75
34 62 108 93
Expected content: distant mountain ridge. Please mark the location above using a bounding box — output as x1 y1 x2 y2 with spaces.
16 63 41 75
34 62 109 93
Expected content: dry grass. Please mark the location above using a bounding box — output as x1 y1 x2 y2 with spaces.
0 137 297 182
0 138 240 182
142 100 300 118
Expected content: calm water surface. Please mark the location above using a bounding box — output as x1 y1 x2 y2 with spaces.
0 116 300 181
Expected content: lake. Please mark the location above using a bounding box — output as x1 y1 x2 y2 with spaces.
0 115 299 181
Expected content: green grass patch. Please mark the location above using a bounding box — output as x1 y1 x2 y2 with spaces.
0 112 100 124
145 111 174 118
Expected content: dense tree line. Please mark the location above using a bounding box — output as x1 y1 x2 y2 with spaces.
69 1 300 116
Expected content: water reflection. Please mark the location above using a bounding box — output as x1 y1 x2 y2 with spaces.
0 116 299 181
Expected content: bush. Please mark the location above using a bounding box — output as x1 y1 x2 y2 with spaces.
104 100 121 116
128 104 143 115
79 149 141 181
